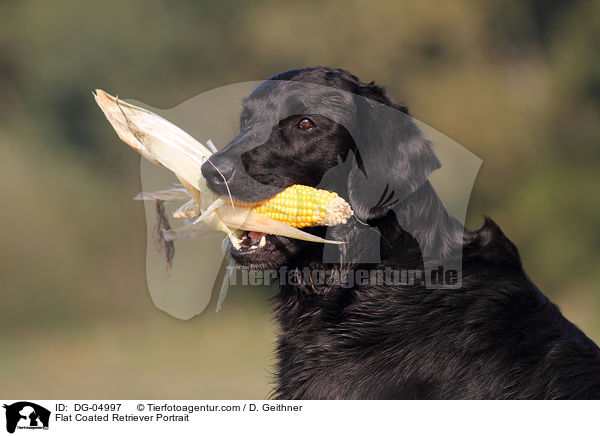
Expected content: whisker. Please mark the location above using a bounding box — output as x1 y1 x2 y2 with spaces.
205 156 235 210
353 215 370 227
352 215 390 243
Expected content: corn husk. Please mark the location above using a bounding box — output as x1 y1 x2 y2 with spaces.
93 89 343 246
173 198 200 219
133 188 190 202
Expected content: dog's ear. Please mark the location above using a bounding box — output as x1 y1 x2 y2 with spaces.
347 84 440 222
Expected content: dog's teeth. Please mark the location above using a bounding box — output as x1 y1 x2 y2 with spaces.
259 235 267 247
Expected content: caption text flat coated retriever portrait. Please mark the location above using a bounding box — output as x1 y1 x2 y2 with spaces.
200 67 600 400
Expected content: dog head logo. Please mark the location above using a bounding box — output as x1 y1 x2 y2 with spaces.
117 78 480 318
3 402 50 434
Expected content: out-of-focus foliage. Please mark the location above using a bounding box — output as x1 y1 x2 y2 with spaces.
0 0 598 398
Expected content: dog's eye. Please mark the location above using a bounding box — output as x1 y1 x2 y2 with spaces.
297 118 315 130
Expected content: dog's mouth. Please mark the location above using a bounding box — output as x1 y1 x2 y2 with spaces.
228 229 297 267
226 192 293 261
231 231 269 253
229 230 287 255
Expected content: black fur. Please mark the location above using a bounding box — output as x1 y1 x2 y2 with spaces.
201 66 600 399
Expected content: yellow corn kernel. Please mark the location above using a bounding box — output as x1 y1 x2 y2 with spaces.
252 184 353 228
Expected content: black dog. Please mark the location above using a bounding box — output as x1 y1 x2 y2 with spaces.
201 66 600 399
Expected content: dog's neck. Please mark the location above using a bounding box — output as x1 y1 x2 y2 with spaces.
274 181 466 337
318 181 464 267
280 180 465 300
391 181 465 262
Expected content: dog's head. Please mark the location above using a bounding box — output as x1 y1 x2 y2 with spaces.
200 67 440 269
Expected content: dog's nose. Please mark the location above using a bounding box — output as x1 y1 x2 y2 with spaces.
201 156 235 195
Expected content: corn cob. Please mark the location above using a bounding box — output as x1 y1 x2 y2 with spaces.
252 184 353 228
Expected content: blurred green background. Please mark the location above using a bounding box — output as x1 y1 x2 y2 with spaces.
1 0 599 398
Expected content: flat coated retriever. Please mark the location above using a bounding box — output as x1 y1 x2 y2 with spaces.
201 66 600 399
